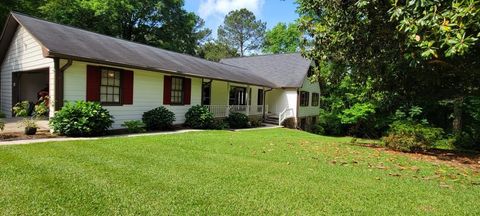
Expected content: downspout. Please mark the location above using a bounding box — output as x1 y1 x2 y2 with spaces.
262 87 273 120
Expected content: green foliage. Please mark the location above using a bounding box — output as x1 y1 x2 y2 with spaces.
0 119 4 131
452 97 480 149
263 22 301 54
20 118 37 129
384 121 445 152
211 119 229 130
0 111 6 118
49 101 114 137
338 102 376 125
218 8 266 56
2 0 211 55
225 112 249 129
384 106 444 152
142 106 175 131
185 105 215 129
34 100 49 117
12 101 31 117
316 109 343 136
197 41 238 62
121 120 146 133
390 0 480 59
249 119 263 128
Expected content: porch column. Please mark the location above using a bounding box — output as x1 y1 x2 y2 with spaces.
246 85 250 116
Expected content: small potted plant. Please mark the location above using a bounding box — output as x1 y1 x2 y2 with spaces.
21 118 38 135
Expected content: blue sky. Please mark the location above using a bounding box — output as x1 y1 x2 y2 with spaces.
184 0 299 37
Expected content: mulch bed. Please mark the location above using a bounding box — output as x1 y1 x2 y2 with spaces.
0 131 61 142
357 143 480 170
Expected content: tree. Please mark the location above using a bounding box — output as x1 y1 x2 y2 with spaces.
218 8 266 56
0 0 42 29
1 0 210 55
297 0 480 146
390 0 480 135
197 41 239 62
263 22 301 54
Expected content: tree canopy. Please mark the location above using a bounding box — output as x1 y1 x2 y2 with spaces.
0 0 210 55
197 41 239 62
297 0 480 148
263 22 301 54
217 8 266 56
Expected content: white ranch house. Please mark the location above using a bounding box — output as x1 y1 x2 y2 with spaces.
0 12 320 130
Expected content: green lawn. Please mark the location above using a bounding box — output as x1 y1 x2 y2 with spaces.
0 128 479 215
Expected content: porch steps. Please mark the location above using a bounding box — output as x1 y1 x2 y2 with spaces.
263 114 279 125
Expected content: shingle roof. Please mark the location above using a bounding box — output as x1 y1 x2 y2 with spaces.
220 53 312 88
0 12 276 87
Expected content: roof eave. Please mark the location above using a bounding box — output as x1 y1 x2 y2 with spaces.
46 51 275 88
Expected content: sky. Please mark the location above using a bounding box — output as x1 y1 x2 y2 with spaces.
184 0 299 38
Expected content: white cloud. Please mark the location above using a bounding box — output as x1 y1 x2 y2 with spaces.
198 0 265 19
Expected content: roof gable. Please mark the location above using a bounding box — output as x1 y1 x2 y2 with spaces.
220 53 312 88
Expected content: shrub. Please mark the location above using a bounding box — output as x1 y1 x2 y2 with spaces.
0 112 6 118
50 101 114 137
13 101 32 117
249 118 263 128
185 105 214 129
317 109 344 135
142 106 175 130
383 120 444 152
34 100 49 117
211 119 229 130
121 120 146 133
226 112 249 129
0 119 4 131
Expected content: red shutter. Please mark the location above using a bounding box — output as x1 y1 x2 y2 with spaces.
122 70 134 105
86 65 101 102
163 76 172 105
183 78 191 105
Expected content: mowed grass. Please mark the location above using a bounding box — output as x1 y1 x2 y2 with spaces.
0 128 479 215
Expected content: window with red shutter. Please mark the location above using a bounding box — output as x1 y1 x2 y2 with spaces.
86 65 101 102
163 76 191 105
122 70 134 105
87 65 134 106
163 76 172 105
183 78 191 105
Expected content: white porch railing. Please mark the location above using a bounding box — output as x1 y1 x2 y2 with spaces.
279 107 294 126
205 105 268 118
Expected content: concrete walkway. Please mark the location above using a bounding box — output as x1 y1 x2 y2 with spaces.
3 117 49 133
0 124 282 146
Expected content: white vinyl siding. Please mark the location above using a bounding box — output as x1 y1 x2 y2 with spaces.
265 88 298 117
63 61 203 129
298 76 320 117
0 26 54 117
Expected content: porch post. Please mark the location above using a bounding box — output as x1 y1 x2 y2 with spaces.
246 85 250 116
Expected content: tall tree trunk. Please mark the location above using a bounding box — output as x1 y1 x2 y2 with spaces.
452 96 464 135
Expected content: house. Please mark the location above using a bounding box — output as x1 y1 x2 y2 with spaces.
0 12 320 130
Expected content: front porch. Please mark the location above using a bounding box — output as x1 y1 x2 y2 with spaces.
2 117 50 133
205 105 268 118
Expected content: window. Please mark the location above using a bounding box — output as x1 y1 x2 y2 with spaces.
100 68 121 104
311 93 319 106
300 91 309 107
229 86 247 105
171 77 184 105
257 89 264 105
